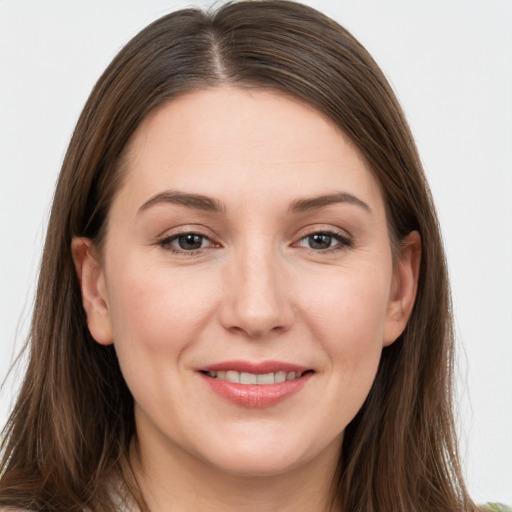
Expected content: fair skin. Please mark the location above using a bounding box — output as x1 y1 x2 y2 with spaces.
72 87 420 512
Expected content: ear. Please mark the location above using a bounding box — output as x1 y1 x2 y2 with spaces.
71 237 113 345
383 231 421 346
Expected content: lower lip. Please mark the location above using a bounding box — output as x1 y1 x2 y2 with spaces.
200 373 313 408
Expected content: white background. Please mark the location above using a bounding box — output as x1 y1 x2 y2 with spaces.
1 0 511 505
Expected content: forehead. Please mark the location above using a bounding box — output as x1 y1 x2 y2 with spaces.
116 86 385 216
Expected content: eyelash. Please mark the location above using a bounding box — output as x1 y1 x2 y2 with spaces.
157 229 352 256
157 232 217 255
295 230 353 253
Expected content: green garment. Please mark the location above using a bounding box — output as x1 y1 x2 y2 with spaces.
481 504 512 512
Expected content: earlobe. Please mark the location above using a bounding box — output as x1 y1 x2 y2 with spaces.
71 237 113 345
383 231 421 346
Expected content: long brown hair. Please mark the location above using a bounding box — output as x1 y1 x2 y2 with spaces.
0 1 477 511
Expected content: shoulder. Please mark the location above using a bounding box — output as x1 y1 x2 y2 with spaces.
480 504 512 512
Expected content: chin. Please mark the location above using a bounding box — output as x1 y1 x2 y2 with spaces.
194 429 340 479
206 449 309 478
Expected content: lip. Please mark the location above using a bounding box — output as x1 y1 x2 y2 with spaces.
197 360 314 408
200 360 310 374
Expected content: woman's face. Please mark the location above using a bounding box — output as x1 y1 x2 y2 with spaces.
76 87 418 479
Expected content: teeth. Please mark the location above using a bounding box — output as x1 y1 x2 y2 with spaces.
275 371 286 383
225 370 240 383
207 370 304 384
240 372 257 384
256 373 275 384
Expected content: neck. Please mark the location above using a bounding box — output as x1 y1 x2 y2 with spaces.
130 432 341 512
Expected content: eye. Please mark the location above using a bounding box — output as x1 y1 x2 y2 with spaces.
159 233 214 253
296 231 352 251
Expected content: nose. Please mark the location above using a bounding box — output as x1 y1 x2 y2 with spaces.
219 246 295 338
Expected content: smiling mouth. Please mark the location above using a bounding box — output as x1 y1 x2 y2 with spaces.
199 363 314 407
201 370 313 385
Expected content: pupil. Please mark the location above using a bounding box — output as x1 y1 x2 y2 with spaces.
309 234 332 250
178 234 203 250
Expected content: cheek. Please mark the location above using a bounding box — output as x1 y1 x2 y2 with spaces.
104 257 222 415
105 256 219 356
297 265 391 376
314 275 390 429
302 264 390 332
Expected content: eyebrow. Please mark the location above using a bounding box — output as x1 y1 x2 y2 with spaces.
288 192 371 214
137 190 371 216
138 191 226 214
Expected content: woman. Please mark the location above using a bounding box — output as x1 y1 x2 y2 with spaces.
0 1 507 511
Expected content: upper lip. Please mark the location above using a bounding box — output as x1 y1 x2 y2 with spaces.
198 360 312 375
